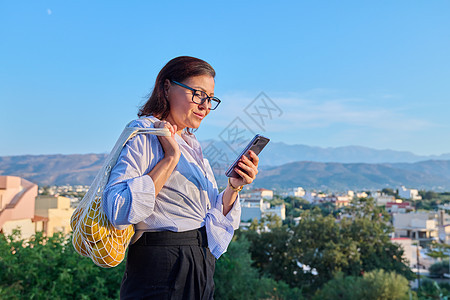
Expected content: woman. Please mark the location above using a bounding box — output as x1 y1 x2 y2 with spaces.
103 56 260 299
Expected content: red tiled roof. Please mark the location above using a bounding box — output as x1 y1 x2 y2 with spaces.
32 215 49 222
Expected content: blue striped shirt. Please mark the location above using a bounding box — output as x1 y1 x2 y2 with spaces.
102 116 241 258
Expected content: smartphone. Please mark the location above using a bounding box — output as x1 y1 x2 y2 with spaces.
225 134 270 178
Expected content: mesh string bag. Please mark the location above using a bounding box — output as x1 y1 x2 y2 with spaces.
70 119 170 268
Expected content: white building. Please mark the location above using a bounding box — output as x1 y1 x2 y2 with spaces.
263 204 286 220
437 209 450 244
240 189 285 222
284 187 305 198
303 191 328 204
398 186 422 200
391 238 433 272
246 188 273 200
304 191 316 203
371 191 396 206
303 191 352 207
386 201 414 214
356 191 368 198
240 196 265 221
393 212 438 241
391 238 416 269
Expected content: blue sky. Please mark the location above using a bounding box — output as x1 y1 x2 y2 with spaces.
1 1 449 156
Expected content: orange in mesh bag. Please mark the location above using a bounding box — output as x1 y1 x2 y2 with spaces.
70 119 170 268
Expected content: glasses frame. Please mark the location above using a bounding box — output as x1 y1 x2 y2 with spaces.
170 80 221 110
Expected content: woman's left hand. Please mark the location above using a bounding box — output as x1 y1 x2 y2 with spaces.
229 150 259 188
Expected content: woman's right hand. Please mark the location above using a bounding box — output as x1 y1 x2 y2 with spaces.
154 120 181 159
147 120 180 196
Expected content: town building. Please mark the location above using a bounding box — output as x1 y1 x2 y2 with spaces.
240 189 285 222
240 196 265 222
303 191 353 207
0 175 38 238
392 212 439 242
303 191 327 204
391 237 432 272
355 191 368 198
371 191 396 206
35 195 75 236
282 187 305 198
263 204 286 220
246 188 274 200
0 175 78 238
398 186 422 201
437 209 450 244
386 201 414 214
391 238 416 269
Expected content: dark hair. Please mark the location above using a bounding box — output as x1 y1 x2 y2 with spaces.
138 56 216 120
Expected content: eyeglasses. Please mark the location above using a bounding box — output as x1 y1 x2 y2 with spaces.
171 80 221 110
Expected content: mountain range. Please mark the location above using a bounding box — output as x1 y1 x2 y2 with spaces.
199 140 450 165
244 160 450 192
1 142 449 191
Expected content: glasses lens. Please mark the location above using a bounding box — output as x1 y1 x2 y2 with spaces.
193 91 208 102
192 91 210 106
192 90 220 110
210 97 220 110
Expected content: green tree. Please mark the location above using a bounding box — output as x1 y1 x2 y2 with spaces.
429 260 450 278
243 198 414 296
419 190 439 200
417 279 450 299
339 197 413 278
244 222 295 283
214 236 303 300
314 269 412 300
0 229 302 299
428 242 450 261
415 191 450 211
312 272 363 300
381 188 398 197
0 230 124 299
248 214 283 232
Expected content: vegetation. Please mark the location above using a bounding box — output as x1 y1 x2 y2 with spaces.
428 242 450 262
3 194 450 299
382 188 398 197
0 230 124 299
270 195 312 221
417 280 450 300
429 260 450 278
0 230 302 299
214 237 303 299
241 197 414 297
415 191 450 211
314 269 412 300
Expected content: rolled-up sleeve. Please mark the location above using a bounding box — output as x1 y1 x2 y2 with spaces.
214 190 241 230
102 121 159 230
204 189 242 258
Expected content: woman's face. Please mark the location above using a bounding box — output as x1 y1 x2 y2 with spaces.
165 75 215 133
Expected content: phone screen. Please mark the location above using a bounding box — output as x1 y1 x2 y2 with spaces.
225 134 270 178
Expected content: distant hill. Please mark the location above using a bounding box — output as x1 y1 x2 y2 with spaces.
0 154 107 186
1 153 450 191
199 140 450 165
241 160 450 192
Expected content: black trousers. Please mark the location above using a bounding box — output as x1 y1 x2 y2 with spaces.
120 227 215 300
